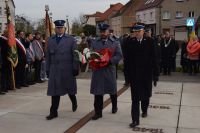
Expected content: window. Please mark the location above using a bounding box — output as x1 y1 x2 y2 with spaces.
0 7 2 16
176 11 183 18
145 0 155 4
150 12 153 19
136 15 140 21
189 11 195 17
144 14 146 19
163 11 170 20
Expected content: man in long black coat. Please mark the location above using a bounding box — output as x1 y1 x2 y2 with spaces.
160 32 177 75
125 24 159 128
0 34 13 94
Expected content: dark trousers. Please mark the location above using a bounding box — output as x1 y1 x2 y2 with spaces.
34 60 42 81
131 98 149 123
15 62 26 87
162 59 172 75
131 88 149 123
94 94 117 116
189 60 199 74
50 95 77 115
1 63 13 91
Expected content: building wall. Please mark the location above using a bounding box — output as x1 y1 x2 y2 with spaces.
110 16 122 37
160 0 200 35
86 17 96 26
136 8 156 24
0 0 15 34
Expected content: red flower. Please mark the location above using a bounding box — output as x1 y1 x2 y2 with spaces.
89 48 114 70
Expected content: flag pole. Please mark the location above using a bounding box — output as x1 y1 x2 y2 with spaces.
5 0 16 90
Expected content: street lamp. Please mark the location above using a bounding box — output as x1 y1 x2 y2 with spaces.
45 5 49 12
66 15 70 34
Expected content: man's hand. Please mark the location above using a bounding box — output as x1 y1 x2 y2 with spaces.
153 81 157 87
73 69 79 77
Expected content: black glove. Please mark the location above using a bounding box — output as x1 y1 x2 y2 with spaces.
73 69 79 77
46 71 49 78
153 81 157 87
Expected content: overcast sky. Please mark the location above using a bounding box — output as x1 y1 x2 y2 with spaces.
15 0 129 22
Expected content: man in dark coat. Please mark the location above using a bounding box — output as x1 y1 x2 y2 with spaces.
15 30 28 89
45 20 79 120
125 24 159 128
90 23 122 120
0 34 13 94
160 32 177 75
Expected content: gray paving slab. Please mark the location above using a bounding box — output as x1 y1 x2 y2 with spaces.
0 94 41 112
117 82 182 105
179 106 200 129
78 116 176 133
78 82 181 133
178 128 200 133
1 79 200 133
102 101 179 128
182 83 200 107
0 112 78 133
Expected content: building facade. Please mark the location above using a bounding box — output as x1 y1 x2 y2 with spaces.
111 0 146 36
0 0 15 34
136 0 200 40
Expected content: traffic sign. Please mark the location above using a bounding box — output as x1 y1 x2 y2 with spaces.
186 18 195 26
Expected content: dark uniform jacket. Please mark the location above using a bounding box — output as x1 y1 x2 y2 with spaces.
126 37 159 100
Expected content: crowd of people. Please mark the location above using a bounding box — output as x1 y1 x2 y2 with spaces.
0 30 47 94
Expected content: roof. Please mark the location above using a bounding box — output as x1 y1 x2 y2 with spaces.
112 0 146 18
12 0 15 8
137 0 164 11
96 3 123 22
85 12 103 18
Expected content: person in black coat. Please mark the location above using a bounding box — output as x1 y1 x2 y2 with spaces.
15 30 28 89
160 32 177 75
0 33 13 93
125 23 159 128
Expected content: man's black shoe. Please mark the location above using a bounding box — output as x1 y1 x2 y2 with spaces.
129 121 139 128
37 80 44 83
92 114 102 120
112 107 118 114
46 114 58 120
142 112 147 118
21 84 29 87
72 104 77 112
0 92 6 95
16 85 21 89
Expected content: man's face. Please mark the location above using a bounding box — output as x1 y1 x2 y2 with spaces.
20 32 25 39
145 31 151 37
35 34 41 40
28 34 33 41
165 32 170 38
134 30 144 39
55 27 65 35
100 29 109 39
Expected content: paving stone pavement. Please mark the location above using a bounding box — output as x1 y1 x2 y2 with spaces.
0 72 200 133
